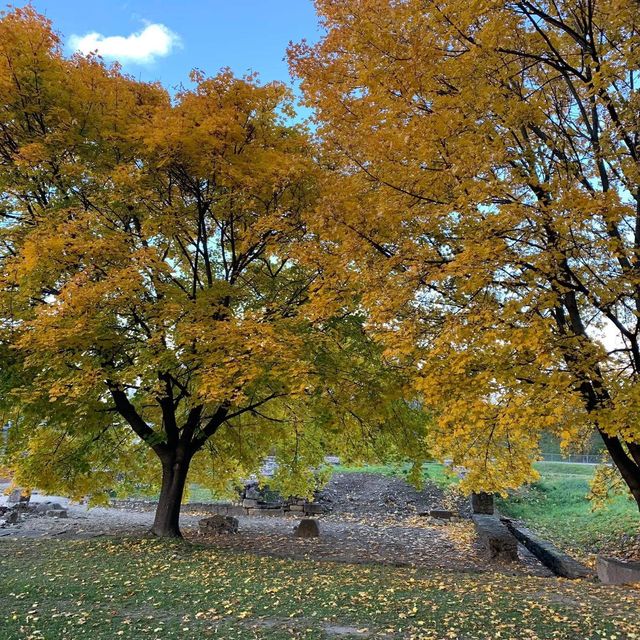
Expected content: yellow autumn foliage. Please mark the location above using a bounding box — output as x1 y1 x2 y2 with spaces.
290 0 640 505
0 7 429 535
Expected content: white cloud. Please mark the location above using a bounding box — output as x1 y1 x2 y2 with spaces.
69 23 181 65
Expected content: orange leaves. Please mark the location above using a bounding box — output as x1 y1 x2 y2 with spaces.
289 0 640 499
144 69 302 189
0 7 420 507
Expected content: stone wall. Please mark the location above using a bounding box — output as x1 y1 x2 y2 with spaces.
502 518 592 579
111 498 327 517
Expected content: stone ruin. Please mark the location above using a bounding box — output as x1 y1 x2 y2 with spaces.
194 473 329 519
1 489 69 529
239 480 327 515
470 491 495 515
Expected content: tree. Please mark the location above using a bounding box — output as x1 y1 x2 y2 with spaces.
0 7 428 537
291 0 640 507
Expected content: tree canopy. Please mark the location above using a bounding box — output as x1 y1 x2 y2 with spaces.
290 0 640 506
0 7 427 536
4 0 640 531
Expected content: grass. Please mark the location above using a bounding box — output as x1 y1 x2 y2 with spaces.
185 484 219 503
122 484 222 504
1 537 638 640
532 461 598 477
498 462 639 556
335 462 457 489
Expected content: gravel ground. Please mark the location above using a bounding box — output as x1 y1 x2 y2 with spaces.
317 472 471 522
0 475 553 577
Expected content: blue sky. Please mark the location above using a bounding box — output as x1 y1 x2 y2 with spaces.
11 1 322 93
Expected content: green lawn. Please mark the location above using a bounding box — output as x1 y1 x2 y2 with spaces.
1 538 638 640
498 462 639 557
533 461 598 477
334 462 457 489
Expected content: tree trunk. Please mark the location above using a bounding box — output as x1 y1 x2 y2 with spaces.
597 429 640 512
568 371 640 512
151 455 191 538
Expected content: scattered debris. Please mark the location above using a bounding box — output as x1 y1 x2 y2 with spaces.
45 509 68 519
316 472 470 523
4 509 19 525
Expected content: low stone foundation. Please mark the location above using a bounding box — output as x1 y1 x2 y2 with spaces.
472 515 519 562
111 499 328 518
597 556 640 585
502 518 592 579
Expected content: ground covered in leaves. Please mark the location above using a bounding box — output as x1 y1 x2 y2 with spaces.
0 473 548 575
187 472 514 574
1 537 638 640
188 513 492 573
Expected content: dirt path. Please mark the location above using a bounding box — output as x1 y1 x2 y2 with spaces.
189 514 553 576
0 474 552 577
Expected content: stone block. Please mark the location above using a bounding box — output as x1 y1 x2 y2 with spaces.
597 556 640 585
244 486 261 500
471 492 494 515
199 515 239 535
259 507 284 516
46 509 68 518
35 502 63 514
242 498 258 508
503 519 591 579
294 518 320 538
304 503 326 515
472 515 518 562
430 509 453 520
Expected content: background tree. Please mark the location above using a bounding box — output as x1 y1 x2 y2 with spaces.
0 7 428 537
291 0 640 507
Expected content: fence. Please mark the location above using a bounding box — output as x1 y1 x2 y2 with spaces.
539 452 608 464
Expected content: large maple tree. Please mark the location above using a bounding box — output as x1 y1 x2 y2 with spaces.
291 0 640 507
0 7 426 536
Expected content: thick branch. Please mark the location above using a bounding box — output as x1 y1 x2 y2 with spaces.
107 383 167 458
